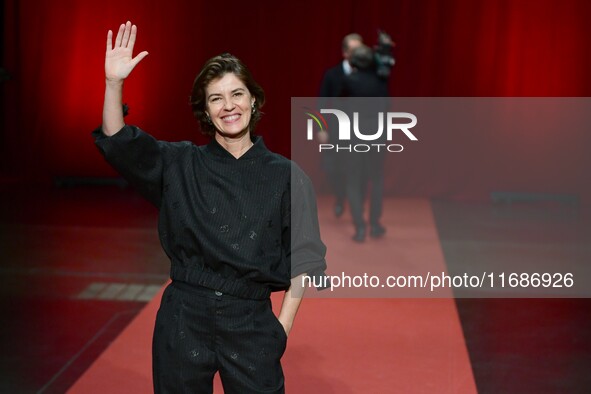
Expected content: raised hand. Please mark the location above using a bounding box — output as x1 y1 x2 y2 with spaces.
105 21 148 82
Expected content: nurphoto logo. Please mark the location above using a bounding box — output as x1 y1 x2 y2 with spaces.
304 107 418 153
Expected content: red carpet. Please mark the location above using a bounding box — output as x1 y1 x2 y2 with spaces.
68 198 476 393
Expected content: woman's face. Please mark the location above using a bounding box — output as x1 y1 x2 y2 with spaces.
205 73 254 138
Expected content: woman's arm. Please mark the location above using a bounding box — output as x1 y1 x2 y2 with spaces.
102 21 148 136
94 22 165 207
278 273 307 337
278 164 328 336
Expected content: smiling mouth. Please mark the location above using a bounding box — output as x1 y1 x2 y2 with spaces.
222 114 241 123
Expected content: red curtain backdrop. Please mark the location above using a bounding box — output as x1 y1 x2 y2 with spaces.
3 0 591 202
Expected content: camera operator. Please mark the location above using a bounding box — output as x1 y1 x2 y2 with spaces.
341 37 395 242
318 33 364 218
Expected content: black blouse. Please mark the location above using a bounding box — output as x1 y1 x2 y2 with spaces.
93 125 327 299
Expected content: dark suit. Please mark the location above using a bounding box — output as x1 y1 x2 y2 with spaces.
343 69 389 97
318 63 349 205
341 70 389 230
319 63 347 97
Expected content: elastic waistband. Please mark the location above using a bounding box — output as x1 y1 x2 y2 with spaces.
170 265 271 300
170 280 241 300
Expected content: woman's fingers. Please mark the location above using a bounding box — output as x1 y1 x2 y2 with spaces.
121 21 132 47
106 30 113 51
128 24 138 52
130 50 149 68
109 22 139 52
114 23 125 47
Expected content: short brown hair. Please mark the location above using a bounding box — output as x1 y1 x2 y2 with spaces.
190 53 265 136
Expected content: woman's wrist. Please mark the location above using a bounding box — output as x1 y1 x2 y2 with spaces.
105 77 124 87
278 317 293 336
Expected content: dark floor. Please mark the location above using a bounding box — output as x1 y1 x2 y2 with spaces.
1 186 590 393
431 200 591 394
0 185 169 394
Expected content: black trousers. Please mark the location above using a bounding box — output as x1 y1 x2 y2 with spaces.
152 281 287 393
346 153 386 228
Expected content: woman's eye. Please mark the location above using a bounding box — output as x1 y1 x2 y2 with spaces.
211 97 221 102
234 92 243 97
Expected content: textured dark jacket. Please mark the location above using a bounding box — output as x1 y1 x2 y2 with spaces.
93 125 327 299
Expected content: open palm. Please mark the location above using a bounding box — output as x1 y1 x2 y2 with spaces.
105 21 148 81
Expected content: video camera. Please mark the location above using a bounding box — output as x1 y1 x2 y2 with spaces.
374 30 395 78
